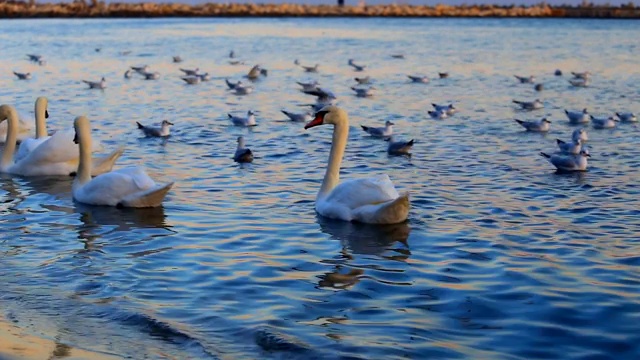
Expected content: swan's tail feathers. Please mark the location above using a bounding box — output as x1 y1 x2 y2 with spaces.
556 139 565 145
540 152 551 159
119 182 174 208
374 193 410 224
136 122 144 129
91 146 125 176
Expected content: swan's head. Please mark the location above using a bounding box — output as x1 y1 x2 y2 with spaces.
161 120 174 126
36 97 49 119
304 106 346 129
73 116 90 144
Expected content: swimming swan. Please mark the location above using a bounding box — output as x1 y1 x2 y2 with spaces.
0 104 122 177
304 106 410 224
72 115 173 208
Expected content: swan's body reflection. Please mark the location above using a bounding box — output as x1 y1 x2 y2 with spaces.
315 216 411 289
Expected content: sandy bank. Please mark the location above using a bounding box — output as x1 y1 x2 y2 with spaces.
0 2 639 19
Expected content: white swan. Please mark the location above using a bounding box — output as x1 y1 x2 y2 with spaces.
0 104 123 177
304 106 410 224
72 115 173 208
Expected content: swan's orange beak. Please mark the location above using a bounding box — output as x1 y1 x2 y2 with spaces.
304 112 326 129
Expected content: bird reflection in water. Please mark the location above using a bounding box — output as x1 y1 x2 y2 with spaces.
315 216 411 289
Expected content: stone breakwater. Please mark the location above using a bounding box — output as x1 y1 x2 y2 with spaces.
0 1 639 18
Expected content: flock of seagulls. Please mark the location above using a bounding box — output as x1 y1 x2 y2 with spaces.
6 49 636 224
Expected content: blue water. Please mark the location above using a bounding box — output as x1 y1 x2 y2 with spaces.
1 18 640 359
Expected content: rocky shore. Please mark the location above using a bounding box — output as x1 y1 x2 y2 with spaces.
0 1 638 18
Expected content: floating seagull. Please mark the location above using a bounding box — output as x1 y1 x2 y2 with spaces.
571 71 591 80
556 138 583 155
438 72 449 79
26 54 43 62
180 67 199 76
281 109 313 122
616 112 637 122
124 69 133 79
565 108 590 124
569 78 590 87
130 65 149 74
515 75 536 84
233 136 253 163
173 56 183 63
228 111 256 127
229 60 245 65
142 71 160 80
297 62 319 73
572 128 589 143
234 83 254 95
540 150 590 171
534 84 544 91
83 77 106 89
513 99 543 110
303 87 336 102
590 115 618 129
428 109 448 119
348 59 366 72
386 136 414 156
136 120 173 137
432 103 457 116
351 86 375 98
554 69 563 76
225 78 242 90
296 80 319 92
407 75 429 83
514 118 551 132
181 76 200 85
361 120 393 138
13 71 31 80
391 54 405 59
354 76 372 85
196 73 210 81
247 65 266 80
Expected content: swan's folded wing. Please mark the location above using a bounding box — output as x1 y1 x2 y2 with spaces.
14 137 49 162
21 129 104 164
76 167 156 205
324 174 399 210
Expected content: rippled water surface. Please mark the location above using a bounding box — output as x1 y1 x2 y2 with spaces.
1 18 640 359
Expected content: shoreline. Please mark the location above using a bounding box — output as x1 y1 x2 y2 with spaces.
0 2 639 19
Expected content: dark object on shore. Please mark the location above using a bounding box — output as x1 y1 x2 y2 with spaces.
439 72 449 79
534 83 544 91
555 69 563 76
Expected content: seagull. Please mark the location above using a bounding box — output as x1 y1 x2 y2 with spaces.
351 86 375 98
540 150 590 171
428 109 448 119
565 108 590 124
296 80 319 92
432 103 457 116
438 72 449 79
514 118 551 132
130 65 149 74
407 75 429 83
233 136 253 163
180 67 200 76
391 54 405 59
571 71 591 80
298 62 319 73
569 78 590 87
354 77 372 85
534 84 544 91
513 99 543 110
555 69 563 76
348 59 366 72
83 77 106 89
225 78 242 90
136 120 173 137
142 71 160 80
228 111 256 127
173 56 183 63
616 112 637 122
281 110 313 122
361 120 393 138
26 54 43 62
572 128 589 143
229 60 245 65
233 83 254 95
556 138 583 155
124 69 133 79
246 65 264 80
386 136 414 156
181 76 200 85
590 115 618 129
303 87 336 102
514 75 536 84
13 71 31 80
196 73 210 81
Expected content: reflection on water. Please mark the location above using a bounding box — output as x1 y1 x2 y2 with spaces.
0 17 639 360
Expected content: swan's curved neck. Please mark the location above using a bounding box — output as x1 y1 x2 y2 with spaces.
1 108 19 170
76 123 93 185
320 120 348 197
35 99 47 138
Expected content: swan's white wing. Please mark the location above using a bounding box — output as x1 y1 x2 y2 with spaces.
21 129 103 164
74 167 156 206
323 174 399 210
14 136 50 162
